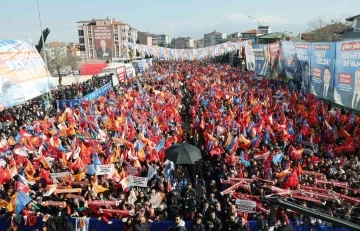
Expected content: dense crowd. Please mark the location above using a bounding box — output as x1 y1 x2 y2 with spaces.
0 61 359 231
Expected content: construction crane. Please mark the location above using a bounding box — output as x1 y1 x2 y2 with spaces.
264 196 360 231
35 28 50 53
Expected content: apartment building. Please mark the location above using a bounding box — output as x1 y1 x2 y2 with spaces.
204 30 227 47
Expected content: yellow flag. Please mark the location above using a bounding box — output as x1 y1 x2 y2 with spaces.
92 183 109 194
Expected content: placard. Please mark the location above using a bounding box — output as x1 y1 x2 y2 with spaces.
96 164 114 175
235 199 256 213
50 171 71 178
129 176 148 187
126 166 140 176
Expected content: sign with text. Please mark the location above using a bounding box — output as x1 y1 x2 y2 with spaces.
235 199 256 213
129 176 148 187
334 40 360 110
253 44 270 77
310 42 336 101
269 41 284 79
93 25 114 60
0 39 57 110
126 166 140 176
96 164 114 175
117 66 126 83
245 44 255 72
50 171 70 178
295 42 312 92
281 41 302 81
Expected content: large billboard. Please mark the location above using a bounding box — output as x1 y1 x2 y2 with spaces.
295 42 311 93
0 39 57 110
253 44 271 77
281 41 302 81
310 42 336 101
334 40 360 110
93 26 114 60
269 41 284 78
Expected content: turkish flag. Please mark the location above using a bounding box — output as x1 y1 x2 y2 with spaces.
210 144 225 156
0 167 11 184
16 181 30 194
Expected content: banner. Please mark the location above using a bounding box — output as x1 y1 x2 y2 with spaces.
57 99 81 110
253 44 270 77
235 199 256 213
93 26 114 60
126 166 140 176
269 41 284 79
82 83 112 101
96 164 114 175
129 176 148 187
116 66 126 83
111 74 119 87
310 43 336 101
244 44 255 71
281 41 302 81
295 42 312 93
0 39 57 110
335 40 360 110
125 63 134 78
50 172 70 178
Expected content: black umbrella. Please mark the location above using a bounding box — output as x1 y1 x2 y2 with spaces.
165 143 202 164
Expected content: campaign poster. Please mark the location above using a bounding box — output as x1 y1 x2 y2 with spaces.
281 41 302 81
252 44 271 77
269 41 284 79
244 44 255 72
0 40 57 110
116 66 126 83
93 25 114 60
295 42 311 93
310 43 336 101
334 40 360 110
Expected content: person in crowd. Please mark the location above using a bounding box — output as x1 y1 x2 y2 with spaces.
190 216 205 231
275 216 294 231
133 215 150 231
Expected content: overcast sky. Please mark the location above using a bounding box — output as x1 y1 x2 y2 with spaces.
1 0 358 43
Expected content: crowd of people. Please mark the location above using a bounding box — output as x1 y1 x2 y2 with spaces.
0 60 359 231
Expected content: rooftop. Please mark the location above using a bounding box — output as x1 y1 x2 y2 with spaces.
346 14 360 22
77 18 123 26
205 30 224 35
241 29 261 34
258 25 270 28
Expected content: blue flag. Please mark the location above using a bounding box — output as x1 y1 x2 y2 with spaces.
155 139 165 152
240 151 250 167
86 165 96 175
16 190 32 214
272 152 284 164
264 131 270 144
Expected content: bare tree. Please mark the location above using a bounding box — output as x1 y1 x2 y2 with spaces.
44 46 77 86
307 15 352 42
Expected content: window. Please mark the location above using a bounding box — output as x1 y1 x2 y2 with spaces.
355 18 360 31
114 30 118 34
122 38 126 41
89 49 94 58
103 22 107 25
80 45 85 51
88 38 93 44
79 38 84 44
78 30 84 36
122 30 126 33
88 30 92 34
115 35 119 41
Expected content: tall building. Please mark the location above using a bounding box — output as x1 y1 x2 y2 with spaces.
77 17 138 62
194 39 204 48
241 29 263 39
258 26 271 34
227 32 243 42
157 34 172 47
174 37 194 49
204 30 227 47
137 32 153 45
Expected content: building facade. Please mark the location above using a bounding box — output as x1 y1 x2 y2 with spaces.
227 32 243 42
194 39 204 48
241 29 263 39
258 26 271 34
204 31 227 47
336 14 360 40
137 32 153 45
157 34 172 47
77 17 138 62
174 37 194 49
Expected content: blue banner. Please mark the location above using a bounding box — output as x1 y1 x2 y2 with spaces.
253 44 268 77
310 42 336 101
295 42 312 93
281 41 302 81
57 83 112 109
0 216 352 231
334 40 360 110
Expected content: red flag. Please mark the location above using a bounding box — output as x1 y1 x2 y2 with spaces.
0 167 11 184
210 144 225 156
16 181 30 194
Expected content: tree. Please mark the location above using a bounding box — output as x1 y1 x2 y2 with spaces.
43 46 77 86
307 15 352 42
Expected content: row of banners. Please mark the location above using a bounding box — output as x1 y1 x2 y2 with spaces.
253 40 360 111
0 40 57 110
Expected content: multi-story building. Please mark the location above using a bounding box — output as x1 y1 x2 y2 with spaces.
174 37 194 49
77 17 138 62
194 39 204 48
258 25 271 35
227 32 243 42
241 29 263 39
157 34 172 47
204 30 227 47
137 32 153 45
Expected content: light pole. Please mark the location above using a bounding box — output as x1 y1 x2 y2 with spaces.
248 15 259 76
36 0 52 100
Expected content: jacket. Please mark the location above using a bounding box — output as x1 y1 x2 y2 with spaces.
190 223 205 231
133 222 151 231
276 224 293 231
173 220 187 231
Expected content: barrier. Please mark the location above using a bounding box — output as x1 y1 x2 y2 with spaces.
57 82 112 109
0 216 352 231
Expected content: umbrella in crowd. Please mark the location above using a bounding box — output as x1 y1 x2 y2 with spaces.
165 143 202 164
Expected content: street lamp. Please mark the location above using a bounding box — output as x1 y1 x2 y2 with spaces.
248 15 259 76
36 0 52 100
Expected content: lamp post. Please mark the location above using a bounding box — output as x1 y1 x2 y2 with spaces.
248 15 259 76
36 0 52 100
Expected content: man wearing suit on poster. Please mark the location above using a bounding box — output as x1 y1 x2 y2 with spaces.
96 40 112 59
322 66 334 101
351 68 360 110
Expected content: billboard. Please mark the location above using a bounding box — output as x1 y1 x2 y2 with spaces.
117 66 126 83
253 44 271 77
295 42 311 93
269 41 284 78
281 41 302 81
93 26 114 60
334 40 360 110
310 42 336 101
244 44 255 71
0 39 57 110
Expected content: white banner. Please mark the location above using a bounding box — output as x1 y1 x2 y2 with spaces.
126 166 139 176
235 199 256 213
245 44 255 71
96 164 114 175
50 171 71 178
129 175 148 187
